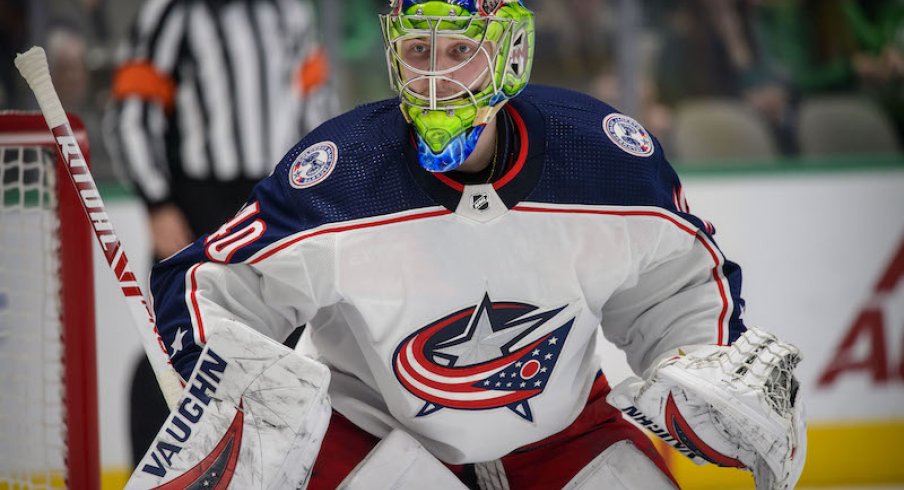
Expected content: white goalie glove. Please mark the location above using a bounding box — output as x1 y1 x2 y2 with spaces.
607 327 806 489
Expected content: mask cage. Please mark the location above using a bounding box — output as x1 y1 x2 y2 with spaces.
380 13 515 112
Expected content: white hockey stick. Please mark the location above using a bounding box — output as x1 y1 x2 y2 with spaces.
15 46 183 409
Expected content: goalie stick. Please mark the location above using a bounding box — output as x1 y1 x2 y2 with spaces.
15 46 183 408
16 48 334 489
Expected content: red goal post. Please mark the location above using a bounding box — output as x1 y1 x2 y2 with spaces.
0 112 99 489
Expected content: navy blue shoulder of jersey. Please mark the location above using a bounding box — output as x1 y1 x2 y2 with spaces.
514 86 745 345
515 85 682 214
273 97 438 221
195 99 440 263
150 99 442 378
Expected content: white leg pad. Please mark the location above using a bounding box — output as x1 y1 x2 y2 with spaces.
126 324 332 489
338 429 467 490
562 440 677 490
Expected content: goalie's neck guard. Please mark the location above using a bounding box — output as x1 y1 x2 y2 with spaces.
380 0 534 172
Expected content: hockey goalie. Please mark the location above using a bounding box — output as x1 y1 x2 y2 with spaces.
131 0 805 488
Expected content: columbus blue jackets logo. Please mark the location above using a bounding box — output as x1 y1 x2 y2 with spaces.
603 113 655 157
393 294 574 421
289 141 337 189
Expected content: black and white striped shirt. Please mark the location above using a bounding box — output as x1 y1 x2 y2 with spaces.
106 0 337 207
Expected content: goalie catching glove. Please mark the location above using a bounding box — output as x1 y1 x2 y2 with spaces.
607 327 806 490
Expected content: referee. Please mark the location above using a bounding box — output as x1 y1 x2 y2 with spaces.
106 0 337 259
105 0 337 468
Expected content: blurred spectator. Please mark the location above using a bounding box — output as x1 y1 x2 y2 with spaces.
752 0 903 145
104 0 338 467
47 0 110 46
46 25 89 109
0 0 29 108
535 0 670 140
337 0 392 106
532 0 620 89
843 0 904 139
753 0 860 95
44 23 113 174
648 1 773 102
845 0 904 88
646 0 794 153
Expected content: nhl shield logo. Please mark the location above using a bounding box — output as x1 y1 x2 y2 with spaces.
471 193 490 211
289 141 338 189
603 113 655 157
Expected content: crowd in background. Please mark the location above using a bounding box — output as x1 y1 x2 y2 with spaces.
533 0 903 161
1 0 902 178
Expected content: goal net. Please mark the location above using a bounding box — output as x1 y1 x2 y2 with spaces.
0 112 98 489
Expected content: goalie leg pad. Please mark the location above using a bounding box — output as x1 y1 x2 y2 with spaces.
126 323 332 489
338 429 467 490
562 440 677 490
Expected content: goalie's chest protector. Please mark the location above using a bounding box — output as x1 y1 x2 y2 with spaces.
186 86 721 464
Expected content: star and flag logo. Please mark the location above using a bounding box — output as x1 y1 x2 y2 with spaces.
392 294 575 421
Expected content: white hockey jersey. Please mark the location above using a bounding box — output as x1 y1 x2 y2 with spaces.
150 85 746 464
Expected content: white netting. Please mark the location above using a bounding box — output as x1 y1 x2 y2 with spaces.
0 144 67 489
677 327 802 420
723 327 802 417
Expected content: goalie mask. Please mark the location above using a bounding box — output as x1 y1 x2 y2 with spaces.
381 0 534 172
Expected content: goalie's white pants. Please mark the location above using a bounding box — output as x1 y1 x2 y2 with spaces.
338 430 467 490
340 431 676 490
309 376 676 489
562 440 677 489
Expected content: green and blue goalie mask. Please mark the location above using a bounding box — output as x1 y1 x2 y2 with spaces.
381 0 534 172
